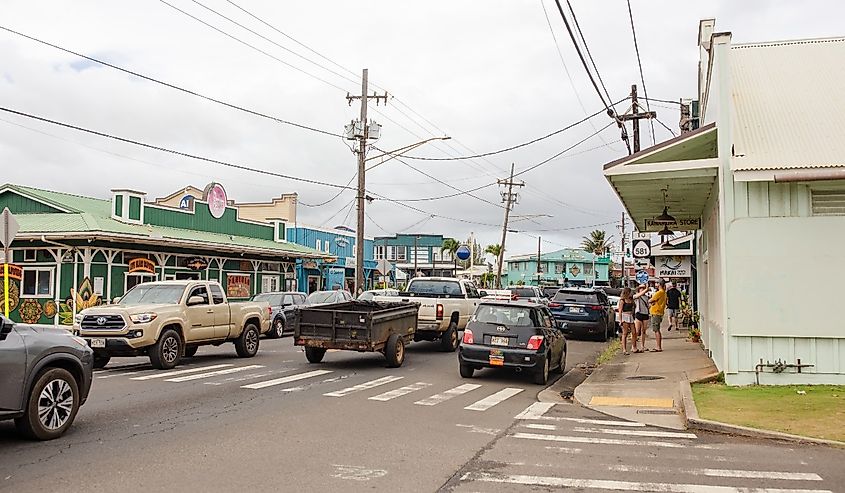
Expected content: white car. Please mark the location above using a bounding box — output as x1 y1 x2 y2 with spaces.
506 286 548 305
481 289 512 301
358 289 399 301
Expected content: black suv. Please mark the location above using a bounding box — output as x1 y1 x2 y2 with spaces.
548 288 615 341
0 316 94 440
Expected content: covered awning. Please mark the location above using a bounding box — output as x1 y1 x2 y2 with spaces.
604 123 719 232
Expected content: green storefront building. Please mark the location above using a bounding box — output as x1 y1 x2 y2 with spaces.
0 183 329 325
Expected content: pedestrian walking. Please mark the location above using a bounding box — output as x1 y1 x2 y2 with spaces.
633 284 650 352
617 287 638 355
648 280 668 351
666 282 682 331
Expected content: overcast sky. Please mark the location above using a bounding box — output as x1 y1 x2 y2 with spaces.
2 1 843 258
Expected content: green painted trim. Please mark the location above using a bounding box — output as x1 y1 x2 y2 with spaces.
114 195 123 217
128 196 141 221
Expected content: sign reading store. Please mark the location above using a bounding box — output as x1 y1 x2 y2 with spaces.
128 258 156 274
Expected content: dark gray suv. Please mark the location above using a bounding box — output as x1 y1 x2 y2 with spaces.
0 316 94 440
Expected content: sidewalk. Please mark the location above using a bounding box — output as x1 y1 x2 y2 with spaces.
573 328 718 430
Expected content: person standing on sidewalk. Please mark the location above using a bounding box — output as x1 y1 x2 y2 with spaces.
617 287 637 355
633 284 650 352
665 282 682 331
648 280 668 352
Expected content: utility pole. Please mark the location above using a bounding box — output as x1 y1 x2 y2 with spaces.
345 69 387 294
536 236 542 286
618 84 657 153
495 163 524 288
413 235 419 279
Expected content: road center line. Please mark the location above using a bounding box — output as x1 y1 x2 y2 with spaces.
166 365 264 382
324 376 404 397
415 383 481 406
241 369 333 389
130 364 233 380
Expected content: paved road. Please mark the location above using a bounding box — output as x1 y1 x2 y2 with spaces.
0 335 606 492
445 401 845 493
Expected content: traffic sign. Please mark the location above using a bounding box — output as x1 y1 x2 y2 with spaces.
376 259 392 276
636 270 649 284
632 240 651 259
632 231 650 241
0 208 19 249
456 245 471 261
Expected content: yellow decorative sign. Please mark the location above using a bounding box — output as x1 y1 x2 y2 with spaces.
1 263 22 281
128 258 156 274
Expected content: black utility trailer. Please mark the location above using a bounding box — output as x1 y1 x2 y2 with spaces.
293 301 419 368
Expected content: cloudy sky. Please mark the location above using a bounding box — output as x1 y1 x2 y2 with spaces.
1 1 842 258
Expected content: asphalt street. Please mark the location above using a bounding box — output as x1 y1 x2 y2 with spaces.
0 335 605 492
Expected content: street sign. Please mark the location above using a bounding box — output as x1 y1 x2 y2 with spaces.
376 259 392 276
632 240 651 259
632 231 650 241
0 208 20 249
456 245 471 261
636 270 649 284
634 258 650 270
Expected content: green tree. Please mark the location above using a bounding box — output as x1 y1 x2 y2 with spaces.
581 230 613 256
484 244 502 259
441 238 460 260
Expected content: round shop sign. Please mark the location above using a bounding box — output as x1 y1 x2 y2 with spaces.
456 245 471 261
204 183 228 219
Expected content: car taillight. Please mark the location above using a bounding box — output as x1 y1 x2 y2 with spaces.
511 293 519 300
548 302 561 308
526 335 544 351
590 305 604 311
436 304 444 320
462 328 474 344
267 307 273 316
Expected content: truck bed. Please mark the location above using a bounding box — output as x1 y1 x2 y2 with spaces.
294 301 419 352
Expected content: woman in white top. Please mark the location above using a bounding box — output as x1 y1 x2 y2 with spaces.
617 287 637 355
633 284 651 352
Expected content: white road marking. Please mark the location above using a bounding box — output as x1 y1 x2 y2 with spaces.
525 424 557 431
331 465 387 482
324 376 404 397
130 364 233 380
455 424 501 436
573 426 697 439
96 363 153 373
368 382 431 401
241 369 333 390
166 365 264 382
511 432 686 448
97 370 145 379
461 472 832 493
544 446 582 454
525 414 645 427
608 465 823 481
515 402 556 419
415 383 481 406
465 387 523 411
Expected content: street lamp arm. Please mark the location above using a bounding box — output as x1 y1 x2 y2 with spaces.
365 136 450 171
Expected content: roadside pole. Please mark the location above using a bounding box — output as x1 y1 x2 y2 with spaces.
495 164 524 289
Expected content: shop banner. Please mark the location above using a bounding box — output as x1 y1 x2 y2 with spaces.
655 256 691 278
226 274 251 298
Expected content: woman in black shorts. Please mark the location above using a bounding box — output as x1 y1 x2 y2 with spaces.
633 284 650 352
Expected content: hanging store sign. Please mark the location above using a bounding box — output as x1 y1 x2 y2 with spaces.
643 217 701 231
303 261 318 270
185 257 209 271
203 183 228 219
655 256 691 278
1 264 22 281
226 274 251 298
128 258 156 274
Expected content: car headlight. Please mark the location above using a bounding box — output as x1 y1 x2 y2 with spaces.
74 314 84 324
130 313 158 324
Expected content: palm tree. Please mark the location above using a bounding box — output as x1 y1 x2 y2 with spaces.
581 230 613 256
484 244 502 259
441 238 460 258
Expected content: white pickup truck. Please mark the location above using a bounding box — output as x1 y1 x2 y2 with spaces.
375 277 485 352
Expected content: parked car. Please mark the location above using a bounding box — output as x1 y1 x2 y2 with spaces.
541 286 561 299
607 294 621 333
0 316 94 440
357 289 399 302
252 291 307 338
548 287 615 341
481 289 513 301
75 281 271 370
507 286 547 305
458 301 566 385
305 290 354 306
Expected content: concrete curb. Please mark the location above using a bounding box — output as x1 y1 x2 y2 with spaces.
679 381 845 448
537 367 582 404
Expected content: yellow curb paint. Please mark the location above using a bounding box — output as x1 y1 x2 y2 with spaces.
589 396 675 408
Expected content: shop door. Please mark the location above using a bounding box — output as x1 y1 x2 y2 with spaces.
307 276 320 293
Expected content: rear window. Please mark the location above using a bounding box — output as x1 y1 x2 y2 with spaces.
306 292 336 304
553 290 599 304
509 287 536 298
253 293 282 305
407 280 462 296
473 305 537 327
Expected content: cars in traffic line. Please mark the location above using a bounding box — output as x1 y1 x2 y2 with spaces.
0 316 93 440
548 287 615 341
458 301 566 385
252 291 307 338
507 285 548 305
75 280 271 370
357 288 399 301
305 290 354 306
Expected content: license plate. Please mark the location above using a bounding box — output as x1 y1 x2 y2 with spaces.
490 335 509 347
489 355 504 366
89 338 106 348
568 306 583 313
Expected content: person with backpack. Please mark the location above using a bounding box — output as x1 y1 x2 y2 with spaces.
665 282 682 331
632 284 650 352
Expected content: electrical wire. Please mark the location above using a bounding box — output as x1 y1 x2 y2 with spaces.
391 157 503 209
0 25 342 138
514 121 614 178
625 0 656 145
364 211 391 234
642 97 682 105
298 172 357 207
318 196 356 228
654 117 678 137
564 0 616 114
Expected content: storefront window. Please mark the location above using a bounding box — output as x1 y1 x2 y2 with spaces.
22 269 53 297
261 275 280 293
126 273 156 292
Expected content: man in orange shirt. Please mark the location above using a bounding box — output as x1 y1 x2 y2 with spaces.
649 280 667 352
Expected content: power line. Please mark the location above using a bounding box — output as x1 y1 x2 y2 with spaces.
654 117 678 137
364 211 391 234
376 182 497 203
564 0 616 112
298 172 357 207
0 25 342 138
642 96 682 105
625 0 656 145
319 196 356 228
391 157 503 209
514 121 614 178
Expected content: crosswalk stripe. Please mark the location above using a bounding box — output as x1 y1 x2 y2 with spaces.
518 413 646 427
166 365 264 382
572 426 697 439
415 383 481 406
515 402 555 420
464 387 523 411
511 432 686 448
368 382 431 401
324 376 404 397
607 465 823 481
130 364 233 380
241 369 333 389
525 424 557 431
461 472 833 493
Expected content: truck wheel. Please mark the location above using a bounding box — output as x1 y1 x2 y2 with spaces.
439 323 459 352
93 355 110 369
183 346 198 358
533 354 550 385
268 317 285 339
15 368 80 440
149 329 182 370
235 324 260 358
305 347 326 363
384 333 405 368
459 362 474 378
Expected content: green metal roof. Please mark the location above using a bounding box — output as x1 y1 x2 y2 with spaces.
2 184 325 258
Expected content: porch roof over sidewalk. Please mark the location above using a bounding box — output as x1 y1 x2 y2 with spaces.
603 123 718 233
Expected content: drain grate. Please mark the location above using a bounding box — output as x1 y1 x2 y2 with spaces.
625 375 665 381
637 409 678 415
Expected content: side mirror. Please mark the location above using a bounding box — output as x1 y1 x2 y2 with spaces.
479 291 488 298
187 295 205 306
0 317 13 341
113 296 122 304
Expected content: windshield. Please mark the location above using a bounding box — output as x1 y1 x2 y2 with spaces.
119 285 185 305
510 288 537 298
553 291 599 304
473 305 535 326
253 293 282 305
407 280 462 296
306 292 336 304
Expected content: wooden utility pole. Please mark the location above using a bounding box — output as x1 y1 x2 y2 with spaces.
536 235 542 285
618 84 656 153
346 69 387 294
495 164 524 288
